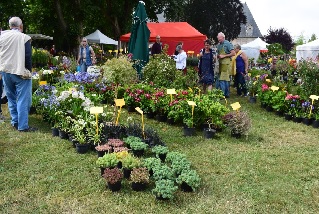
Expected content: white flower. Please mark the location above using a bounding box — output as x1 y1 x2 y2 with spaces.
42 70 49 75
60 70 65 75
127 117 133 122
72 91 79 98
92 94 97 97
48 70 53 74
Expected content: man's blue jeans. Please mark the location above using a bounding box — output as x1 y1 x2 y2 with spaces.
80 62 88 72
2 73 32 130
219 80 230 97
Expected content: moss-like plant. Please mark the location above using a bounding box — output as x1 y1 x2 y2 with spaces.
152 145 169 156
152 165 174 181
171 158 191 175
122 155 141 169
166 151 187 164
96 153 118 168
123 136 142 147
142 157 161 171
176 169 201 191
130 141 148 151
152 179 178 199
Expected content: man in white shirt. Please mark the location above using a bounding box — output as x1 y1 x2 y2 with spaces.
174 45 187 72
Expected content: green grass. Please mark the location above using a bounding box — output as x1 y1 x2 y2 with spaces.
1 94 319 213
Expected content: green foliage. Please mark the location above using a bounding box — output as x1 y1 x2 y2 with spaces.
152 145 169 156
122 155 141 169
223 111 251 135
186 57 199 67
152 165 174 181
266 43 285 56
176 169 201 191
101 56 137 85
152 179 178 199
142 157 162 171
298 60 319 99
96 153 118 168
166 151 187 164
264 27 294 53
271 90 287 112
124 136 142 147
130 167 150 184
130 141 148 151
171 158 191 175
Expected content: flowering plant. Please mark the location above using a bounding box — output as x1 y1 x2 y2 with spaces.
57 90 92 115
103 168 123 184
285 93 301 116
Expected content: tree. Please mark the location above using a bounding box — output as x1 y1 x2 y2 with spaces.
264 27 294 53
295 34 306 46
308 33 317 43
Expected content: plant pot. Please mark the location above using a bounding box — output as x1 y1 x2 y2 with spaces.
180 182 193 192
142 138 151 147
166 118 175 125
59 130 69 139
284 114 292 121
123 168 132 179
249 96 257 103
117 161 122 169
146 112 155 119
155 195 169 201
203 128 216 139
131 182 147 191
183 127 195 136
302 118 313 126
75 143 89 154
100 167 106 176
261 103 267 108
201 123 209 130
156 114 167 122
127 105 135 112
231 131 241 139
52 127 59 137
149 169 154 177
97 151 106 158
293 117 302 123
72 140 77 148
266 106 273 112
107 181 122 192
275 110 284 117
158 153 167 162
132 149 145 157
312 120 319 128
29 106 37 114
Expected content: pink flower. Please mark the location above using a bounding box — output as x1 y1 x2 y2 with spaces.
261 84 269 92
145 94 151 99
136 89 144 95
182 91 188 95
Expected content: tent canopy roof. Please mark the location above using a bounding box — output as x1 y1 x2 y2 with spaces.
120 22 206 42
85 29 118 45
296 39 319 51
241 37 268 50
28 34 53 40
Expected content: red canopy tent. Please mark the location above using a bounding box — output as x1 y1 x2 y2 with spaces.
120 22 207 55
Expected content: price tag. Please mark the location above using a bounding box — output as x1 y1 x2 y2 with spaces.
90 107 103 114
231 102 241 111
115 99 125 107
39 81 47 85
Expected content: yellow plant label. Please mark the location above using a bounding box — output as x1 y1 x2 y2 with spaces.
167 89 176 95
135 107 143 115
187 101 196 106
248 73 251 77
270 86 279 91
255 75 260 79
266 79 271 83
115 99 125 107
231 102 241 111
253 81 257 85
90 107 103 114
39 81 47 85
108 50 112 53
69 87 77 92
309 95 319 100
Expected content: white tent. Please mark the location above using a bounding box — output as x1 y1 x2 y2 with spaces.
241 38 269 63
296 39 319 61
85 29 118 45
28 34 53 40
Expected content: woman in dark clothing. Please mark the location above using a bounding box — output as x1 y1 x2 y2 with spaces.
234 44 248 96
198 40 216 93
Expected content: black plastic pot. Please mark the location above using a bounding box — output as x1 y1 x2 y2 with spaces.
117 161 122 169
180 182 193 192
312 120 319 128
266 106 273 112
52 128 59 137
166 118 175 125
75 143 89 154
100 167 106 176
284 114 292 121
97 151 106 158
293 117 302 123
131 182 147 191
249 96 257 103
59 130 69 140
123 168 132 179
107 181 122 192
302 118 313 126
132 149 145 157
146 112 155 119
155 195 169 201
261 103 267 108
127 105 135 112
156 114 167 122
231 131 241 139
29 106 37 114
203 128 216 139
275 110 284 117
158 153 167 162
183 127 195 136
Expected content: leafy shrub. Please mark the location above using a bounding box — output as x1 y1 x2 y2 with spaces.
152 179 178 199
130 167 150 184
103 168 123 184
176 169 201 191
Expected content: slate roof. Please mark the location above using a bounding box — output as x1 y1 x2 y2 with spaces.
238 2 262 38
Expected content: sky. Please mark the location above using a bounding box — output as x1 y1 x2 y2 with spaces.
241 0 319 41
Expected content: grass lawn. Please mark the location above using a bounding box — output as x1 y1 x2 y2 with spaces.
1 94 319 214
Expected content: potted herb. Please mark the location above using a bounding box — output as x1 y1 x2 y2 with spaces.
115 151 130 169
108 139 124 147
171 158 191 176
152 179 178 200
96 153 119 176
130 167 150 191
152 145 169 162
130 141 148 157
203 120 216 139
95 144 112 157
166 151 187 164
123 136 142 149
223 111 251 138
152 165 174 181
73 131 89 154
103 168 123 192
176 169 201 192
142 157 162 176
183 117 195 136
313 112 319 128
121 155 141 178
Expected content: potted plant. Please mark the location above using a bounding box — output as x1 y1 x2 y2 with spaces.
95 144 112 157
203 120 216 139
108 139 124 148
103 168 123 192
246 76 259 103
73 130 89 154
166 151 187 164
170 158 191 176
130 167 150 191
313 112 319 128
183 117 195 136
142 157 162 176
115 151 130 168
130 141 148 157
152 179 178 200
223 111 251 138
113 147 129 153
121 154 141 178
176 169 201 192
152 145 169 162
152 165 174 181
96 153 119 176
123 136 142 149
271 90 286 116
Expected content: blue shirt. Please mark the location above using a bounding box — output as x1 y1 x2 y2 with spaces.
217 40 234 54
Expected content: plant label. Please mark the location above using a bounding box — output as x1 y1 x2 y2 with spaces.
231 102 241 111
39 81 47 85
135 107 143 115
187 101 196 106
115 99 125 107
309 95 319 100
266 79 271 83
270 86 279 91
167 89 176 95
90 107 103 114
69 87 77 92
